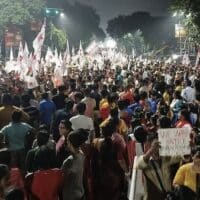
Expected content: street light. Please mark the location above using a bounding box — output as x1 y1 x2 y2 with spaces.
60 12 65 18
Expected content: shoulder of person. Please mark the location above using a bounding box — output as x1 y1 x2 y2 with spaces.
62 155 74 170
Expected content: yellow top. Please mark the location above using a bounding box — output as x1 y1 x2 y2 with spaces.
173 163 197 192
100 118 128 136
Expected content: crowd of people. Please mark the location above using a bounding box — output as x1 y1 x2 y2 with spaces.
0 57 199 200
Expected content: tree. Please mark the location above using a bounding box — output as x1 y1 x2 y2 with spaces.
46 24 67 51
48 0 106 47
107 12 174 48
0 0 45 37
118 30 145 55
171 0 200 42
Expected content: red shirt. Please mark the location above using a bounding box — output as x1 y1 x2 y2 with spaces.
31 169 64 200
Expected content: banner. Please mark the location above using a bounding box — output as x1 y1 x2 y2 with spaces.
158 128 191 156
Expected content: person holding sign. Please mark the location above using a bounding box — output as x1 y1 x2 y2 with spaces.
173 150 200 200
137 133 182 200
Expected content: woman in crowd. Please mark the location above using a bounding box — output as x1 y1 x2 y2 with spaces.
170 90 184 124
92 120 127 200
56 120 72 167
62 129 89 200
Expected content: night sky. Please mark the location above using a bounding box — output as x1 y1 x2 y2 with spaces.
68 0 171 28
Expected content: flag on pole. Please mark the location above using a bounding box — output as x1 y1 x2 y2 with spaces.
182 53 190 66
17 41 24 64
33 19 46 61
78 40 84 57
195 49 200 67
9 46 14 61
72 46 75 57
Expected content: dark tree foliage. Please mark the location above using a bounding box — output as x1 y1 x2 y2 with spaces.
48 0 106 47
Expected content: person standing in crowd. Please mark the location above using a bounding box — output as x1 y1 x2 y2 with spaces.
70 102 94 142
81 87 96 119
62 129 89 200
52 85 67 110
137 134 181 200
26 145 63 200
1 111 33 171
56 120 72 167
21 93 39 127
0 93 29 129
39 92 56 128
25 130 50 173
92 120 127 200
173 150 200 200
181 80 196 103
52 99 74 142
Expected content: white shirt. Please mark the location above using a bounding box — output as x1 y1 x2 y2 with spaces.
181 86 196 103
70 114 94 131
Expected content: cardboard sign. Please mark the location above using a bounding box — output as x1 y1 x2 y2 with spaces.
158 128 191 156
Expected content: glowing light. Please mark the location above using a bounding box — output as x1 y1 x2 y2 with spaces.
172 54 179 60
60 12 64 17
106 38 117 49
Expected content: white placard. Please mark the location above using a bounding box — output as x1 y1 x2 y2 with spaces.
158 128 191 156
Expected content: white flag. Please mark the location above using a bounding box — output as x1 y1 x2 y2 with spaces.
9 46 14 61
182 53 190 66
33 19 46 60
195 49 200 67
78 40 84 57
17 42 24 64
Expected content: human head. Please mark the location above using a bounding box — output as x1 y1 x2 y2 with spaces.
101 89 109 98
133 126 147 144
34 146 56 170
159 116 171 128
67 129 89 151
101 119 117 138
21 93 31 106
173 90 182 100
74 92 84 104
37 131 49 147
178 109 191 123
59 120 72 137
41 92 49 100
65 99 74 112
11 111 22 123
76 102 86 115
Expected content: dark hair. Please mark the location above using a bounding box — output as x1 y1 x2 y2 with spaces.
180 109 191 123
37 131 49 146
2 93 12 105
101 89 108 98
12 111 22 123
174 90 182 100
159 116 171 128
5 188 24 200
68 129 89 148
34 146 56 170
38 124 49 132
60 120 72 131
76 102 86 114
41 92 48 99
21 94 31 104
65 100 74 111
134 126 147 143
159 105 169 116
102 120 116 138
0 164 9 180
